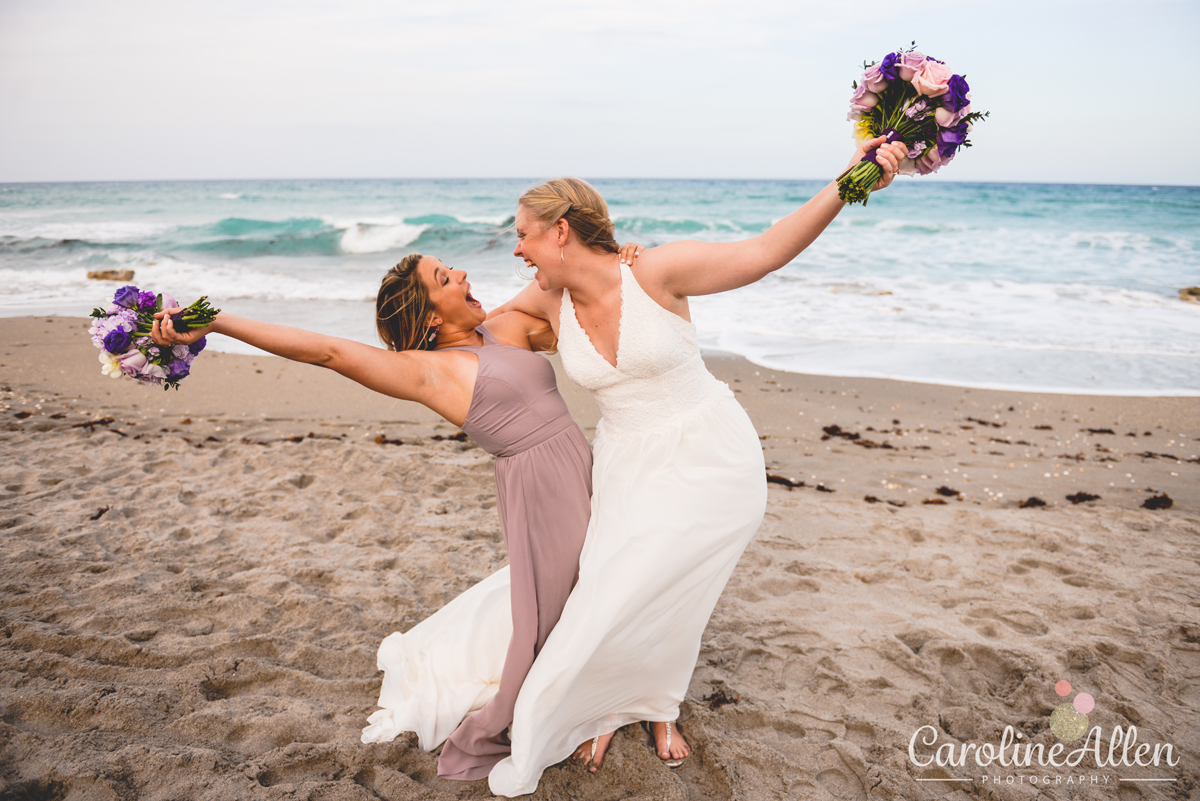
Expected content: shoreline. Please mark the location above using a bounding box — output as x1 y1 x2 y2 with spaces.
4 316 1196 511
2 315 1198 799
704 348 1200 399
7 307 1198 398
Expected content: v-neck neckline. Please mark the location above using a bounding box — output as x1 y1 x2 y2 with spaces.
567 261 625 371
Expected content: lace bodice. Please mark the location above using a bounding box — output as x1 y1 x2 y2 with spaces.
558 262 732 432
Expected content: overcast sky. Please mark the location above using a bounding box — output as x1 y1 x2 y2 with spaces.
1 0 1197 185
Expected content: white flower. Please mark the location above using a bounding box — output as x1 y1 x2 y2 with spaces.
99 350 124 379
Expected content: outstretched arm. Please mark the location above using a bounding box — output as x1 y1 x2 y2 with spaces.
642 136 907 298
152 311 448 408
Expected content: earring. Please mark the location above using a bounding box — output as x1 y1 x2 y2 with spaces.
425 325 439 348
560 246 565 266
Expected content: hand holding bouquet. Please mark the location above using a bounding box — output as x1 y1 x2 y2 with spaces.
89 285 220 390
838 43 988 204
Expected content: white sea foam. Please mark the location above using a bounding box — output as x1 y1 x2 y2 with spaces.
456 214 510 226
689 273 1200 389
0 253 376 318
0 220 174 243
316 215 427 254
338 222 427 254
219 193 242 200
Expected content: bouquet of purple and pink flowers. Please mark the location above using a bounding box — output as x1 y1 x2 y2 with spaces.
838 43 988 204
89 285 219 390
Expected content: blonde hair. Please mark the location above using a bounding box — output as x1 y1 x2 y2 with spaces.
518 177 619 254
376 253 436 351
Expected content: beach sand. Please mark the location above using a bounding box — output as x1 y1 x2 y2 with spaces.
2 316 1197 800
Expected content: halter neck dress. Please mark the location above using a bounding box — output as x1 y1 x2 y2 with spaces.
486 261 767 796
360 326 593 782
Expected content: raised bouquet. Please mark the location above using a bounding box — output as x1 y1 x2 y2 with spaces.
89 285 219 390
839 43 988 204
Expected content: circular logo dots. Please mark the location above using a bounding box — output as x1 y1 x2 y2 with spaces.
1073 692 1095 714
1055 680 1072 696
1050 703 1088 742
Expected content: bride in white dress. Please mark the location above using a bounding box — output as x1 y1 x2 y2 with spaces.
360 136 905 797
481 136 906 794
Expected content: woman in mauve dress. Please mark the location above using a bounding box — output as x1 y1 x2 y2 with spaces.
151 246 639 782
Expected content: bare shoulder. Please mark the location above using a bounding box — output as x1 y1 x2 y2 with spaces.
495 284 565 332
627 248 692 317
482 311 543 348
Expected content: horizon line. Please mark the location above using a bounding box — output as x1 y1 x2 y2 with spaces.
2 177 1198 190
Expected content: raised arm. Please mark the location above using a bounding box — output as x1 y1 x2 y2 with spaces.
152 311 458 412
641 136 907 299
486 282 556 322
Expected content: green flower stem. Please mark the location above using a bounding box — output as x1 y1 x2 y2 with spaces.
837 161 884 205
133 296 220 335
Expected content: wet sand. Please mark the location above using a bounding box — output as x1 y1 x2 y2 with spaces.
2 316 1197 800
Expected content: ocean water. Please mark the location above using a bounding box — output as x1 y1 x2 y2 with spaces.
1 178 1197 395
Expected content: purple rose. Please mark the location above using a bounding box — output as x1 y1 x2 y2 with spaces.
167 360 191 380
112 285 140 309
102 328 131 353
137 291 158 311
944 74 970 112
189 336 207 355
880 52 900 81
937 121 970 159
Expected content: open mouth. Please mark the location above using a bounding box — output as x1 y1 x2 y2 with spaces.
465 286 481 308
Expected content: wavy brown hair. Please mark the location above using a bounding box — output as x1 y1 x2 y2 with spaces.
518 177 619 254
376 253 436 351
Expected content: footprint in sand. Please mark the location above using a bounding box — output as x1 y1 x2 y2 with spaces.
963 606 1049 636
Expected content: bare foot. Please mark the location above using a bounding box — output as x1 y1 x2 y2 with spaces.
572 731 614 773
650 721 690 763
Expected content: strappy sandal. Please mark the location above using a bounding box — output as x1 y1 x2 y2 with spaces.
580 732 607 773
642 720 688 768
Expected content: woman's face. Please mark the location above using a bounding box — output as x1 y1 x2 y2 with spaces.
417 256 486 330
513 205 563 291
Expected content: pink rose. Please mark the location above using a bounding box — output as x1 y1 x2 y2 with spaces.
935 101 971 127
862 64 889 93
898 51 926 81
913 59 953 98
118 349 148 377
915 146 948 176
141 363 168 381
847 83 879 120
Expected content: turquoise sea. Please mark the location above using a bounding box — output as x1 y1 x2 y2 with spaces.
1 179 1197 395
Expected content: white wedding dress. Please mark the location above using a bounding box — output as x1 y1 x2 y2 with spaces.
363 261 767 797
